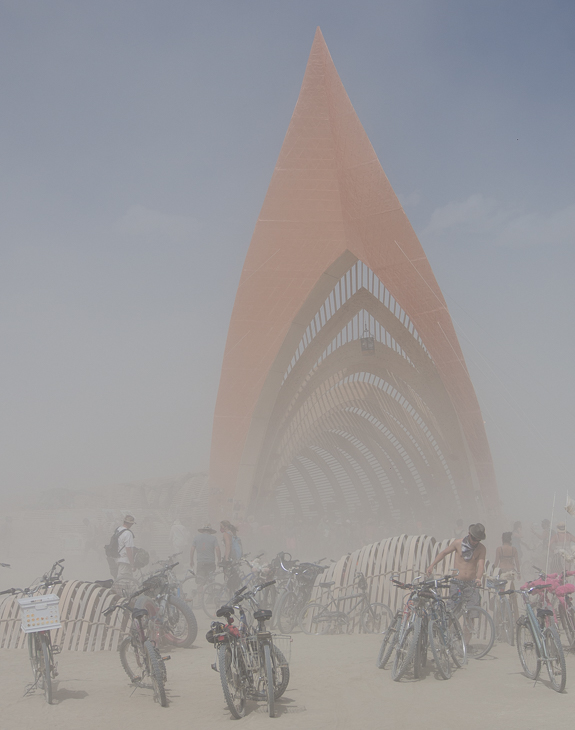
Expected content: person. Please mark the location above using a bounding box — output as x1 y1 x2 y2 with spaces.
220 520 242 561
169 518 189 555
549 522 575 573
511 521 528 562
115 515 136 586
493 532 520 577
190 524 221 584
452 518 465 540
426 523 487 642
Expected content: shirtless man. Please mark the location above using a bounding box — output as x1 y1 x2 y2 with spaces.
426 523 486 643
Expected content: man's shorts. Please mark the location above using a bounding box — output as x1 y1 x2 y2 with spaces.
448 580 481 617
196 562 216 584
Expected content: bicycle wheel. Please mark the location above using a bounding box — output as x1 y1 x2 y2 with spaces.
202 583 226 619
376 614 400 669
263 643 275 717
516 619 541 680
119 636 152 687
413 618 427 679
164 595 197 647
29 633 53 704
144 639 167 706
461 606 495 658
218 643 246 719
501 599 515 646
428 618 451 679
360 602 393 634
559 603 575 648
275 591 299 634
392 616 421 682
543 625 566 692
271 644 290 699
298 602 330 635
446 613 466 667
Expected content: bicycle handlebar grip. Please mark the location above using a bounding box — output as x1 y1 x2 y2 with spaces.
260 580 276 590
0 588 15 595
234 586 248 597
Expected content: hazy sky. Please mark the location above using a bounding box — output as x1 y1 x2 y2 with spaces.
1 1 574 521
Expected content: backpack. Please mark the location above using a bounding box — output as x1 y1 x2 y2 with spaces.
133 547 149 569
104 528 131 559
231 534 243 561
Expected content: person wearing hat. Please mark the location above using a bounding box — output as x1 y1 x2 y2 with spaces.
115 515 136 585
190 524 221 584
426 523 487 638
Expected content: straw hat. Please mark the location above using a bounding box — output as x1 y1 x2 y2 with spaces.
198 524 216 534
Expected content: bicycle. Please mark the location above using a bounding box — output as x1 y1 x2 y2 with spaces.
274 557 327 633
133 560 197 647
208 581 290 718
387 575 465 681
298 571 392 635
487 576 515 645
448 577 495 658
0 558 65 704
507 583 567 692
104 586 170 706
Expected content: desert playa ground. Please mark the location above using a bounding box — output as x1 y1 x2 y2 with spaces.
1 612 573 730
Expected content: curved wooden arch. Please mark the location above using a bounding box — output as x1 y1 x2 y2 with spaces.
0 581 128 651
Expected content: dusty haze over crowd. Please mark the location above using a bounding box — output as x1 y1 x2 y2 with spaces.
1 1 574 534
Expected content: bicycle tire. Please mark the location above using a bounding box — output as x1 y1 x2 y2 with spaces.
559 603 575 648
218 643 246 719
543 625 566 692
428 618 451 680
275 591 299 634
461 605 495 658
446 613 466 667
392 616 421 682
360 602 393 634
29 633 53 704
376 614 400 669
263 643 275 717
516 619 541 680
502 599 514 646
298 602 329 635
201 583 226 619
119 636 152 687
164 595 197 647
144 639 167 706
271 645 290 699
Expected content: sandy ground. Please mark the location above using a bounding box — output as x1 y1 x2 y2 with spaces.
1 611 573 730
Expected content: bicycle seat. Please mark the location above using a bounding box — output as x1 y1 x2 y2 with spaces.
537 608 554 618
216 606 234 618
319 581 335 589
253 609 272 622
131 608 149 620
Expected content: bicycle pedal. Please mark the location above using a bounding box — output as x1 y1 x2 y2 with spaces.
52 645 61 655
162 655 171 661
211 662 217 672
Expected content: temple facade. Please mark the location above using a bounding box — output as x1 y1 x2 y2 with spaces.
209 29 499 532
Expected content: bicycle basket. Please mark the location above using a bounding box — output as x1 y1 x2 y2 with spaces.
18 594 61 633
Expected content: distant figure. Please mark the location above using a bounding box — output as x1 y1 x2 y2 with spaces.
105 515 136 583
190 524 221 584
169 518 189 556
453 518 465 540
493 532 521 577
220 520 242 561
550 522 575 573
511 521 528 562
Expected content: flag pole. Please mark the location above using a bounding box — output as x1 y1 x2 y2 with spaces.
545 493 556 576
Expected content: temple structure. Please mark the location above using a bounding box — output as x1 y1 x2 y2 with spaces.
209 29 499 532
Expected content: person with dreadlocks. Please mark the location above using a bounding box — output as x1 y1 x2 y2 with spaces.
426 523 487 616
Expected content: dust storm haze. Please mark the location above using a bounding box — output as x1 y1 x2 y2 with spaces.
0 4 574 727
